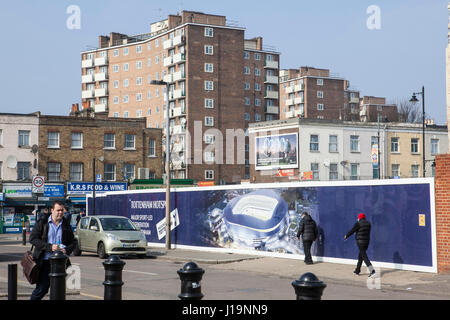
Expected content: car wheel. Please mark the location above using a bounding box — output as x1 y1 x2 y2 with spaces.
73 240 82 256
97 242 108 259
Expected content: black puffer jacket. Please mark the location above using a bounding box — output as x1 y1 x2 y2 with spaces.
297 214 318 241
345 218 371 246
29 214 76 266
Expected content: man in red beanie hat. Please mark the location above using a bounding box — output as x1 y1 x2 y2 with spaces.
344 213 375 277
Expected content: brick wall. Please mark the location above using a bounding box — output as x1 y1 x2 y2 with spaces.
435 153 450 273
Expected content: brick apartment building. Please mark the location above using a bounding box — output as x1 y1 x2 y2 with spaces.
280 67 398 122
80 10 280 184
38 106 162 183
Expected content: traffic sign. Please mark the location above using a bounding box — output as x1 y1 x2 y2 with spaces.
32 176 45 193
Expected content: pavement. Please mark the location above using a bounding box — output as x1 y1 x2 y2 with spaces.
2 233 450 300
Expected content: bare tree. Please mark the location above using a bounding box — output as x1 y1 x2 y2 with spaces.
390 97 422 123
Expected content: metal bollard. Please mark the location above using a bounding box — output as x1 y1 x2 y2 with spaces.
103 255 126 300
177 262 205 300
49 250 68 300
291 272 327 300
22 228 26 246
8 264 17 300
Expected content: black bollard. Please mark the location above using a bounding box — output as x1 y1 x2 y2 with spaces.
177 262 205 300
8 264 17 300
103 255 126 300
291 272 327 300
49 250 68 300
22 228 26 246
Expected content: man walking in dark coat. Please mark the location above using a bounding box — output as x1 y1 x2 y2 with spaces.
344 213 375 277
297 212 318 265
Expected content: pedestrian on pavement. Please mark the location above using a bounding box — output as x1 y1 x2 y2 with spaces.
29 200 76 300
36 207 49 223
344 213 375 277
297 211 318 265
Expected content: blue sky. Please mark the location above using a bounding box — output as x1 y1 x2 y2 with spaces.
0 0 448 124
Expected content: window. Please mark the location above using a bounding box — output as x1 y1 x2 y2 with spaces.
136 93 142 101
123 47 128 55
310 135 319 152
205 151 215 163
113 65 119 73
392 164 400 178
113 49 119 57
205 135 215 144
329 163 338 180
411 165 419 178
350 163 359 180
136 110 142 118
244 113 250 121
113 80 119 88
123 79 129 87
244 82 250 90
136 61 142 69
244 97 250 106
254 53 261 60
391 137 399 153
205 117 214 127
69 163 83 181
124 134 136 149
123 164 135 180
431 139 439 155
244 51 250 59
204 45 213 55
48 132 59 148
136 77 142 86
113 96 119 104
205 81 214 91
18 130 30 147
254 83 261 91
255 68 261 76
104 163 116 181
71 132 83 149
205 170 214 180
411 138 419 153
311 163 319 180
205 98 214 108
350 135 359 152
317 78 324 86
317 91 324 98
113 112 119 118
17 162 30 180
123 95 129 103
205 63 213 73
317 103 324 111
244 66 250 75
255 114 261 122
47 163 61 181
136 45 142 53
205 27 214 37
255 98 261 107
329 135 338 153
123 63 129 71
148 139 156 157
104 133 115 149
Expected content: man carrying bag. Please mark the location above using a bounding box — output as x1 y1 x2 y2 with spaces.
28 201 76 300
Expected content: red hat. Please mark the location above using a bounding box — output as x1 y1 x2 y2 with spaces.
358 213 366 220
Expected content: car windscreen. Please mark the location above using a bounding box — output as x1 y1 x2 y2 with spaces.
100 218 136 231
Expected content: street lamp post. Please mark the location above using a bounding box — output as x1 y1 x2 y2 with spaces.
92 156 104 216
150 80 171 250
410 86 426 178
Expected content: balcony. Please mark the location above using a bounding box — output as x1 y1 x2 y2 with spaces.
265 91 279 99
81 74 94 83
163 56 173 67
173 35 185 47
81 59 94 68
172 142 185 153
294 84 305 91
174 89 186 100
264 75 278 84
264 60 278 69
94 57 108 66
294 97 304 104
265 106 279 114
94 72 108 82
94 103 107 112
163 39 173 50
171 125 186 135
294 109 304 117
173 53 186 64
163 74 174 83
285 111 294 118
350 97 359 103
285 86 295 94
173 71 185 82
82 89 94 99
170 106 186 118
285 98 294 106
95 88 108 97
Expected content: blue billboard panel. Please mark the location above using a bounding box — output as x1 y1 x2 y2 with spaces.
91 180 436 272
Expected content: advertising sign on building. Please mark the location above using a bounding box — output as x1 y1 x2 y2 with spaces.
255 133 298 170
67 182 127 195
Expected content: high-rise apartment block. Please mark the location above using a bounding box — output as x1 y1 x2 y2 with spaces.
81 11 280 184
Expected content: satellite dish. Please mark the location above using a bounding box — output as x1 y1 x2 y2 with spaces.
31 144 39 154
6 155 17 169
323 159 330 167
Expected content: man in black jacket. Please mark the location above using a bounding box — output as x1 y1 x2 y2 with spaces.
344 213 375 277
29 200 76 300
297 212 318 265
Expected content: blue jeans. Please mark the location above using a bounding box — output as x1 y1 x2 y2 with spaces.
30 260 51 300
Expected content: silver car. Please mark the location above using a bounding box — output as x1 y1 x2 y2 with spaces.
74 215 148 259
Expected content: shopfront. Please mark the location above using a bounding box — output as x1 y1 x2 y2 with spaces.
1 183 65 234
